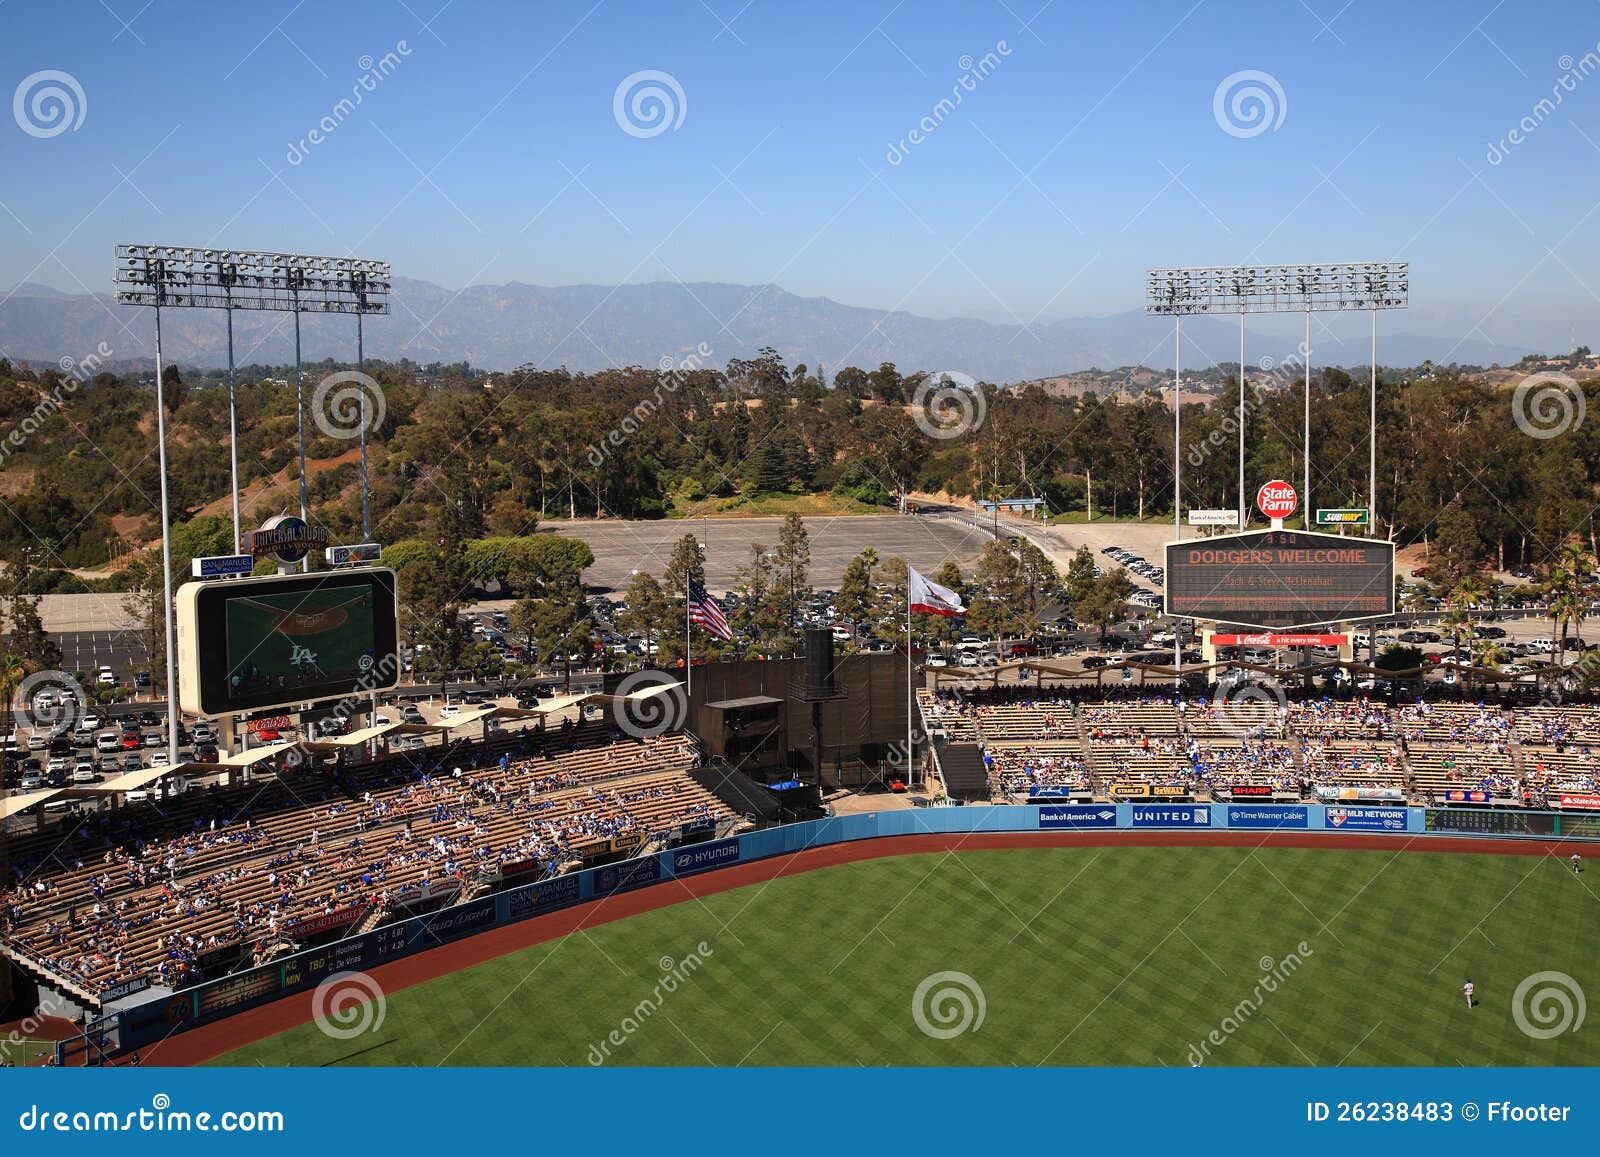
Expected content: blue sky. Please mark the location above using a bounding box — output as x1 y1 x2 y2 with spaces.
3 0 1599 347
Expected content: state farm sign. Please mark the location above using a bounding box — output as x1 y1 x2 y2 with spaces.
1256 480 1298 520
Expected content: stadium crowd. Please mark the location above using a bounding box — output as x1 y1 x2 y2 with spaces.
1 722 728 998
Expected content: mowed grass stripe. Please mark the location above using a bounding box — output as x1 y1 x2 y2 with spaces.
214 847 1597 1067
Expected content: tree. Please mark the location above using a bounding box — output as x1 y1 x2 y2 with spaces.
617 570 669 663
835 548 876 623
772 513 811 637
533 575 595 691
1066 545 1098 612
1078 568 1133 649
397 540 469 680
659 535 706 666
120 552 168 678
3 575 59 671
733 543 783 652
969 541 1026 643
507 597 541 667
0 651 25 744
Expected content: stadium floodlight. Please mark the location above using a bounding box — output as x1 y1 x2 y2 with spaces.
113 246 391 313
1145 262 1408 666
1143 262 1408 315
116 243 390 576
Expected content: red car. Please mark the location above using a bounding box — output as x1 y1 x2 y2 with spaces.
888 778 907 793
120 731 141 751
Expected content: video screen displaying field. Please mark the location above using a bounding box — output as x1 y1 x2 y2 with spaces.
224 586 377 704
1164 529 1394 629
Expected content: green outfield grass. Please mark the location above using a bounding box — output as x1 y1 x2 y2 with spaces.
215 847 1596 1067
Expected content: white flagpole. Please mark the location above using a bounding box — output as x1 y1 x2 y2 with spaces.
906 572 914 787
685 571 692 698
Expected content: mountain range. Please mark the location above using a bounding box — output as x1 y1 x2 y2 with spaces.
0 278 1534 381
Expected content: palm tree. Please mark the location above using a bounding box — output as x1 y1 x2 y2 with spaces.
0 651 26 749
1449 574 1486 658
1551 587 1584 670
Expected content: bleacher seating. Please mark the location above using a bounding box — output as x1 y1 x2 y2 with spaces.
0 731 723 998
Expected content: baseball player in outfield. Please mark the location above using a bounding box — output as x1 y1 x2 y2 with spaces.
1574 852 1583 877
1461 978 1475 1009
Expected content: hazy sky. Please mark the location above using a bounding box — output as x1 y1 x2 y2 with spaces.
3 0 1599 347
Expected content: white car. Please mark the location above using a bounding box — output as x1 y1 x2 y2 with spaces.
439 703 460 718
97 667 116 686
81 713 102 730
150 751 171 766
95 731 121 752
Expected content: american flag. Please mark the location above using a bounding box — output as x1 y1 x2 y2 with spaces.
688 578 733 640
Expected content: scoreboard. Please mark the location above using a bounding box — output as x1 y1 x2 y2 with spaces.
1164 529 1394 629
178 568 400 715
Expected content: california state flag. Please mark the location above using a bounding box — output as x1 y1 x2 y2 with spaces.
909 565 966 617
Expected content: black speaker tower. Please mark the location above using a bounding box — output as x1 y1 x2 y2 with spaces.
794 628 847 783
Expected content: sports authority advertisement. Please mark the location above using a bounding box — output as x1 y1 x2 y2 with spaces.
1165 529 1396 629
1037 805 1118 829
1326 806 1408 832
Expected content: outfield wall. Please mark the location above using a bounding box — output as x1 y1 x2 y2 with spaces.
92 802 1600 1057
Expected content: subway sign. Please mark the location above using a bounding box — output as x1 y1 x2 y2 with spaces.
1164 529 1395 629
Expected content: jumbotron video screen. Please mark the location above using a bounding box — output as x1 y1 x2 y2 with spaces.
1164 529 1395 629
225 585 377 701
177 568 400 715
